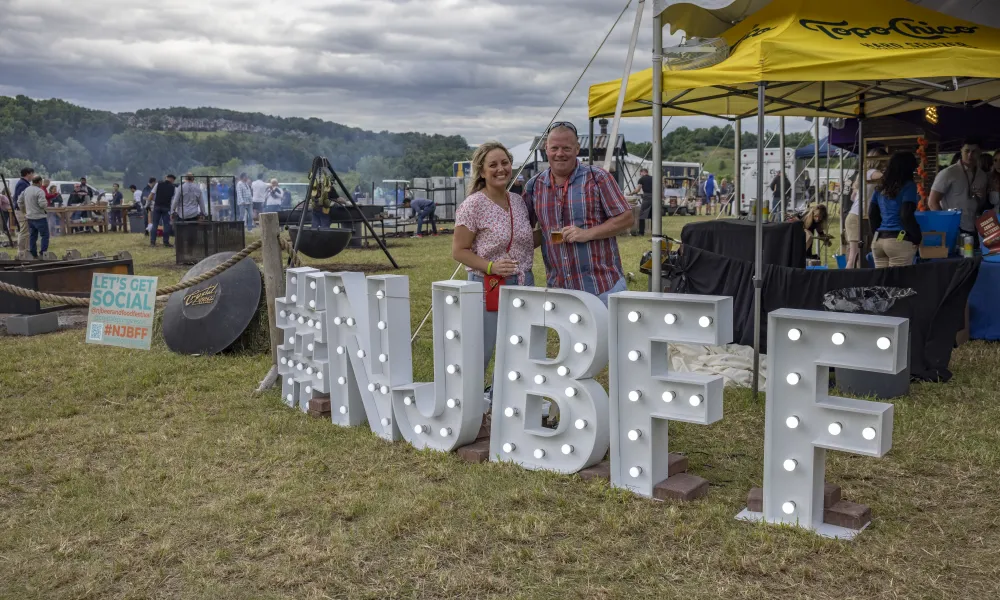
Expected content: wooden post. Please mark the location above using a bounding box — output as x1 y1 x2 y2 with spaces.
260 212 285 364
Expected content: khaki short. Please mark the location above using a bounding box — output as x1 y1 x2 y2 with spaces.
845 213 862 243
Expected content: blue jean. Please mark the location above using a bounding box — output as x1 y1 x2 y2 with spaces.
415 203 437 235
150 207 172 245
28 218 49 257
109 207 123 229
598 277 627 307
239 205 253 230
311 211 331 229
468 271 536 371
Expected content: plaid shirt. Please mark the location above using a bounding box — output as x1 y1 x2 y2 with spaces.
236 180 252 206
524 163 630 296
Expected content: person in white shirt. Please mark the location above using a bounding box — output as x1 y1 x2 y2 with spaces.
929 137 990 235
845 149 886 268
263 178 283 212
235 172 254 231
250 173 268 220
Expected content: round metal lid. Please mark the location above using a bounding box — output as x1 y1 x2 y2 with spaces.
162 252 262 355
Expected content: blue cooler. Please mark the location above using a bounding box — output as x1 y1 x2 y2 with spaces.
915 210 962 255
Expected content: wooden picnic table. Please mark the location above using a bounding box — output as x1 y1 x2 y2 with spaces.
48 205 110 235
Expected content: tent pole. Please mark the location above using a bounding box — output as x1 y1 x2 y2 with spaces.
752 83 767 400
604 0 644 173
651 10 663 292
839 146 845 256
779 116 786 218
733 119 742 217
589 118 595 166
860 118 868 256
814 118 820 208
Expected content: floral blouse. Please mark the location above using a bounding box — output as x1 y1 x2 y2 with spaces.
455 191 535 285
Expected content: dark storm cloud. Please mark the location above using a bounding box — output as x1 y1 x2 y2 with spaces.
0 0 734 144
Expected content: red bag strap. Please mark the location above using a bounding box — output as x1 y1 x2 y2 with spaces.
505 193 514 253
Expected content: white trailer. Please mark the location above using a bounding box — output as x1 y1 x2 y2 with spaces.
739 148 799 214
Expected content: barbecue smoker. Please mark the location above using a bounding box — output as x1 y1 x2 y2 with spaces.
0 250 134 315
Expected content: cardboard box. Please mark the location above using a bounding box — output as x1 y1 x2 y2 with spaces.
919 231 949 259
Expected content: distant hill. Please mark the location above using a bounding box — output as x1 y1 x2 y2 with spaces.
0 96 472 186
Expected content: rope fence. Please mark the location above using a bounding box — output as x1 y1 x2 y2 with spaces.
0 235 301 308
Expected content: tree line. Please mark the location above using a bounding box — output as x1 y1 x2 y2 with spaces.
0 96 472 186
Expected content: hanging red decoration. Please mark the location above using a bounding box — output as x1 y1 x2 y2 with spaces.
916 137 930 211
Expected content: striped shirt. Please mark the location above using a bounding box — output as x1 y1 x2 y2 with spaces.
524 163 630 296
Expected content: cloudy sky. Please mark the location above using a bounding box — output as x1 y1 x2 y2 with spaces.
0 0 809 147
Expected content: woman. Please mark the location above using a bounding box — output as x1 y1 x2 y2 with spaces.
453 141 536 376
263 179 283 212
802 204 830 259
845 149 886 268
869 151 921 268
45 184 62 235
0 188 10 244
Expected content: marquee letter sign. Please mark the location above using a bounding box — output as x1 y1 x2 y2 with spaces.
608 292 733 497
277 268 412 442
490 287 610 474
393 281 485 451
737 309 908 539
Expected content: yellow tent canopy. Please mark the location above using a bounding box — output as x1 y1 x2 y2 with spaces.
589 0 1000 119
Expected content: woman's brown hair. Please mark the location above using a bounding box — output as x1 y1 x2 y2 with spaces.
467 141 513 195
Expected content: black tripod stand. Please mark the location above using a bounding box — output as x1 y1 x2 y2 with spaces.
288 157 399 269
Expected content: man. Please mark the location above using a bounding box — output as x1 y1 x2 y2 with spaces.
770 171 791 215
251 173 268 219
12 167 34 252
236 173 254 231
21 176 49 258
630 167 654 235
173 174 206 221
524 123 634 305
129 184 141 207
77 177 94 204
141 177 156 207
410 196 438 238
703 173 717 215
148 174 177 247
312 182 345 229
109 183 124 231
801 170 812 203
929 137 990 236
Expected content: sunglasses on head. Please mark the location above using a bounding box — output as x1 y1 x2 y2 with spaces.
548 121 578 135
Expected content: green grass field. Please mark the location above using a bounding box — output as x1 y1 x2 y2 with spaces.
1 215 998 599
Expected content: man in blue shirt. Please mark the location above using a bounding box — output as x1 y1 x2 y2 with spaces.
703 173 717 215
410 197 437 238
12 167 34 253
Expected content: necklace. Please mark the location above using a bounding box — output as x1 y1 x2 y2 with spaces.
485 188 509 210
